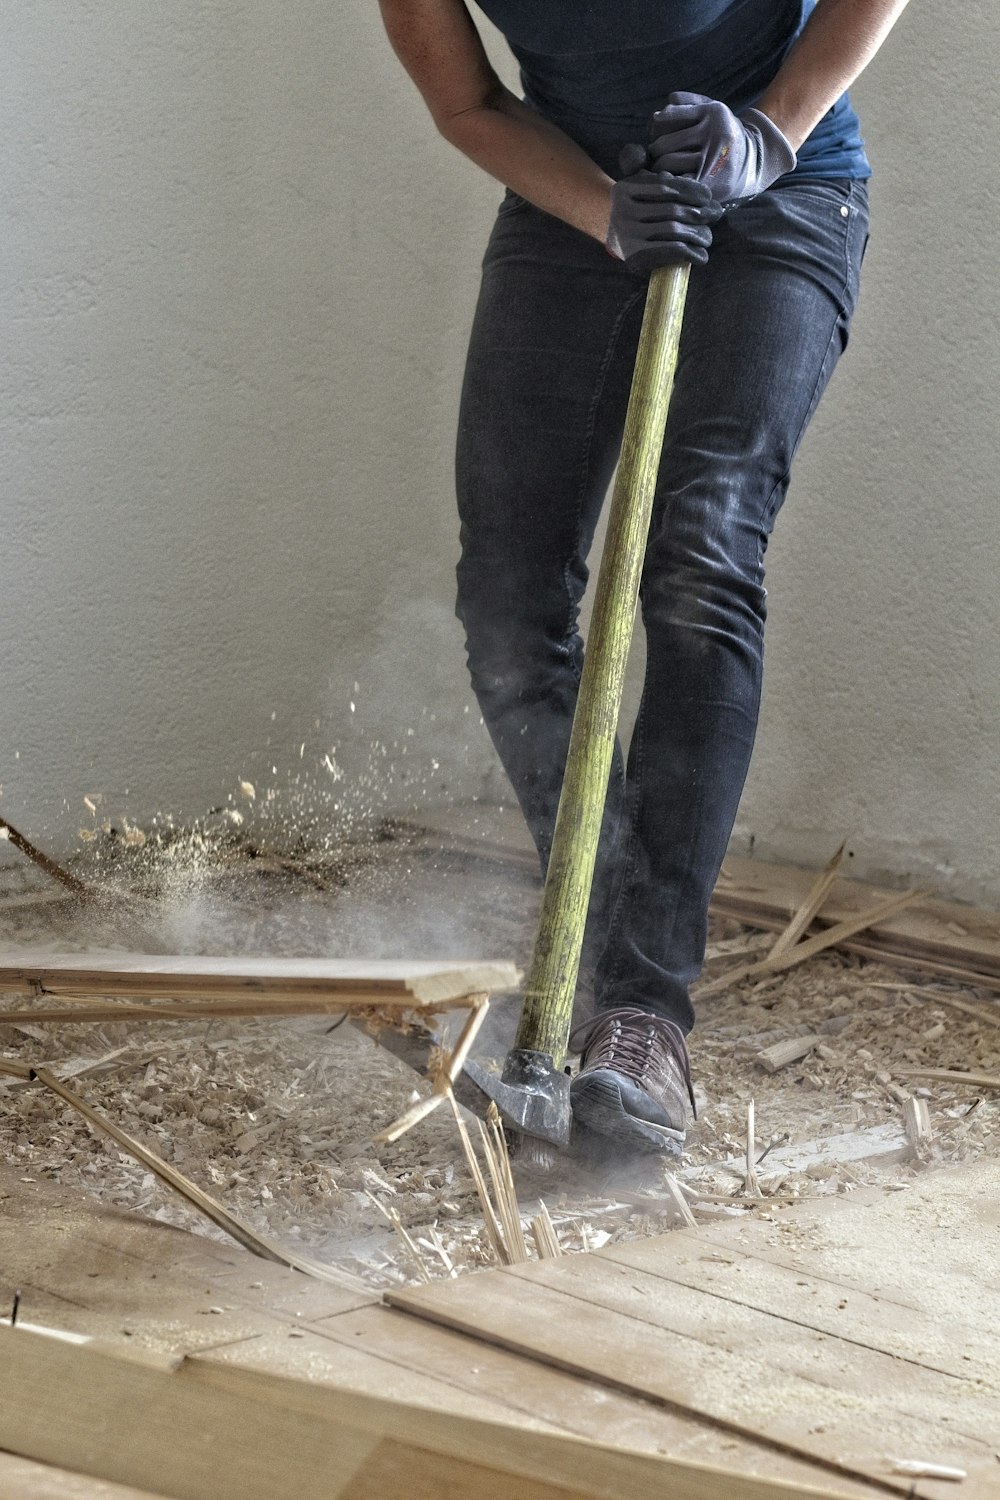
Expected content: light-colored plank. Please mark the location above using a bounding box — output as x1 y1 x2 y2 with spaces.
598 1235 998 1386
0 952 520 1008
691 1161 1000 1314
0 1325 876 1500
0 1451 167 1500
390 1257 998 1493
309 1305 893 1499
197 1327 543 1427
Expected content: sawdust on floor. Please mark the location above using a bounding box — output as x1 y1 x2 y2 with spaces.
0 814 997 1289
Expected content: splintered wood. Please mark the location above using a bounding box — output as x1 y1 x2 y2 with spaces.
710 850 1000 992
0 956 518 1276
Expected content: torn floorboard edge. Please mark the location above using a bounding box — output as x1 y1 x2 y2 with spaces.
0 1323 914 1500
710 856 1000 986
680 1121 910 1180
0 997 479 1024
0 953 521 1008
390 1159 1000 1500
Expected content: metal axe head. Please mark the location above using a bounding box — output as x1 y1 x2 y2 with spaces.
461 1047 572 1149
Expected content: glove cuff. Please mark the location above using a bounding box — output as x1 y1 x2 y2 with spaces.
740 107 797 188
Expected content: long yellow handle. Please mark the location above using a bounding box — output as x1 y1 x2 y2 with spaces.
514 263 690 1064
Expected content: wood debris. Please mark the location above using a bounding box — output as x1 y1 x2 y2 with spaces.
895 1067 1000 1090
901 1095 933 1158
529 1201 562 1259
1 818 998 1289
756 1035 822 1073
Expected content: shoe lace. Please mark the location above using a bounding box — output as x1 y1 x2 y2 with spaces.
570 1007 697 1114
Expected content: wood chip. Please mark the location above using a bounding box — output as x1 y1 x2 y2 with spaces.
902 1095 932 1152
894 1068 1000 1090
756 1035 822 1074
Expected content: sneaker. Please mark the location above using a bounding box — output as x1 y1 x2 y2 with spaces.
569 1006 696 1155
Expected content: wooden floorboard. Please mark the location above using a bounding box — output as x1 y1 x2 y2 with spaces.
0 1166 894 1498
599 1233 997 1385
0 1323 898 1500
391 1160 1000 1499
306 1304 892 1498
0 1451 168 1500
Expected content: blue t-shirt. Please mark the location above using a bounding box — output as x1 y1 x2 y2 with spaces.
473 0 870 179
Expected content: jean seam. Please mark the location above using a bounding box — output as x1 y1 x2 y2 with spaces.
600 690 648 987
561 285 647 648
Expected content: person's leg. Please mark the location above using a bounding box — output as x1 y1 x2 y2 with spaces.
455 196 647 959
575 179 870 1147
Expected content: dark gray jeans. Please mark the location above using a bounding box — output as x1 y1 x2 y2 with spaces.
455 177 869 1032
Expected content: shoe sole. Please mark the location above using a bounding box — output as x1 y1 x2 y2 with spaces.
571 1070 686 1157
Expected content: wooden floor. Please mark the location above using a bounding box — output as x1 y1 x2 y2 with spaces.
1 1160 997 1499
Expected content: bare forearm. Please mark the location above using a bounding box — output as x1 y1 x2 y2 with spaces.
378 0 613 242
440 88 613 240
756 0 912 149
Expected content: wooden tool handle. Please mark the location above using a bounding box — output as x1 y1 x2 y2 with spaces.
515 263 690 1063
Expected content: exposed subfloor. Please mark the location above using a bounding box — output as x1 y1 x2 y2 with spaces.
0 807 998 1285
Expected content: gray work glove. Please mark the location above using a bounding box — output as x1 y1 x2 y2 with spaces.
647 91 797 208
606 148 723 274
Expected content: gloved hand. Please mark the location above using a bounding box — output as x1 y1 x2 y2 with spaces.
606 151 723 274
647 92 797 208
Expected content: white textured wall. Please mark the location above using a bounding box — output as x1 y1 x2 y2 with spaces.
736 0 1000 900
2 4 998 900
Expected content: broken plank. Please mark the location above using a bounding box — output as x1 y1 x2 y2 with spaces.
0 1324 878 1500
767 843 846 962
901 1096 933 1151
696 888 924 998
711 857 1000 980
0 953 520 1009
0 999 444 1024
